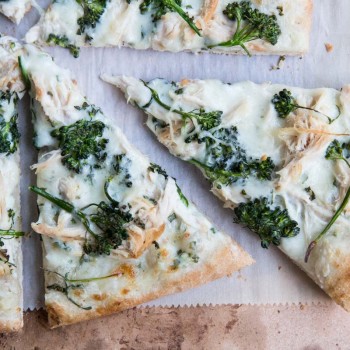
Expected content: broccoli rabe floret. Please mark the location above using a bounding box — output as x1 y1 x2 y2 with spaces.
233 197 300 248
272 89 340 124
139 0 201 36
51 117 108 174
208 1 281 56
47 34 80 58
0 91 20 155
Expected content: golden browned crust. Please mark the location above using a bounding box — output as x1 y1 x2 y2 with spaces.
0 318 23 333
323 252 350 312
46 240 254 328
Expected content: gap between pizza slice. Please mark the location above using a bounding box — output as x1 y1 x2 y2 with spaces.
104 75 350 312
19 46 253 328
0 36 26 332
25 0 312 57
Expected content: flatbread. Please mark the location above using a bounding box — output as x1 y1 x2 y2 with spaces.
0 35 25 332
20 46 253 328
26 0 312 56
106 75 350 312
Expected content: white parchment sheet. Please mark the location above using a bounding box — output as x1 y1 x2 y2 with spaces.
1 0 349 310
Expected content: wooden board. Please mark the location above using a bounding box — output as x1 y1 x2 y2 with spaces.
0 304 349 349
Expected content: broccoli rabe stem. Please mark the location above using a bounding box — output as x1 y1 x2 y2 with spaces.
304 186 350 263
305 142 350 262
139 0 201 36
29 186 97 238
208 6 251 55
46 270 120 310
18 56 31 89
207 2 281 56
30 183 132 256
0 230 24 238
272 89 341 124
190 158 244 184
142 81 222 130
163 0 201 36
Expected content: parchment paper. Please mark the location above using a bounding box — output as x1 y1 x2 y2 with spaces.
1 0 349 310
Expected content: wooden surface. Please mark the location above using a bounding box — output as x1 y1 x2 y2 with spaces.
1 304 349 349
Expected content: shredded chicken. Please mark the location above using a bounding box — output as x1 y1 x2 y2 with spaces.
30 150 62 174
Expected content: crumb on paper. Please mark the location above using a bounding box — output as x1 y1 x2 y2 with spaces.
278 266 282 270
270 56 286 71
325 43 334 53
299 304 305 311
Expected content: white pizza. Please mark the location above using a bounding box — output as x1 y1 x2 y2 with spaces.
26 0 312 56
105 75 350 311
0 36 25 332
19 45 253 327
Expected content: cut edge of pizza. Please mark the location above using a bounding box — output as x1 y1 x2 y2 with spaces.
103 74 350 312
25 0 312 57
19 45 253 328
0 35 25 332
0 0 32 24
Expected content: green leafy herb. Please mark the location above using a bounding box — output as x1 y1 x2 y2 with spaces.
0 209 24 248
148 162 168 179
142 81 222 132
30 183 132 256
114 154 133 188
176 183 189 207
47 34 80 58
46 270 119 310
76 0 107 39
208 1 281 56
0 91 20 155
234 197 300 248
18 56 31 89
272 89 340 124
305 140 350 262
189 127 275 186
325 140 350 167
51 118 108 174
139 0 201 36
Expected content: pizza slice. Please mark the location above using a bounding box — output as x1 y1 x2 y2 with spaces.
19 46 253 328
0 0 32 23
0 36 25 332
104 75 350 312
25 0 312 57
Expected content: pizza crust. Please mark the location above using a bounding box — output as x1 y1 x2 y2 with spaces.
46 243 253 328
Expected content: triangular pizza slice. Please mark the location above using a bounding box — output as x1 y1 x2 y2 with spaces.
19 47 253 328
0 36 25 331
25 0 312 57
105 75 350 311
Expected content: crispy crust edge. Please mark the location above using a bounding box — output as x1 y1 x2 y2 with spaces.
46 240 254 328
322 250 350 312
0 318 23 333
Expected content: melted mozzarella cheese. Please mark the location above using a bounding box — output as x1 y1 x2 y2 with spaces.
26 0 311 55
22 46 249 315
107 75 350 294
0 36 24 330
